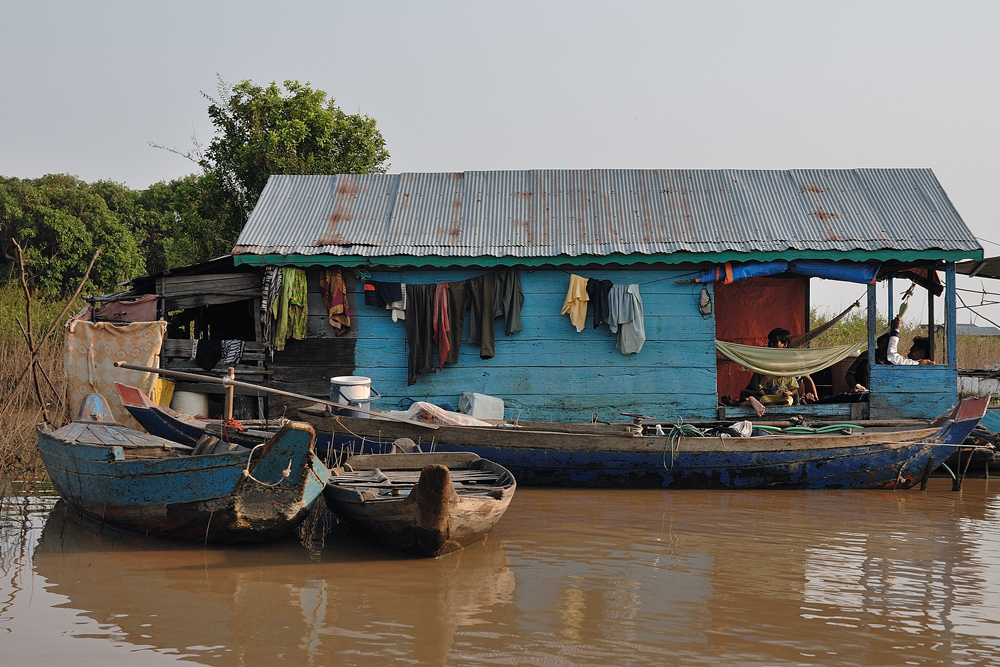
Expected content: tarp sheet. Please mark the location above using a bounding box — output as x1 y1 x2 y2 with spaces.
64 320 166 429
788 259 880 284
715 276 808 398
697 259 881 285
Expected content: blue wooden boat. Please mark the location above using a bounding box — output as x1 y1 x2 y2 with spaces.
294 397 991 490
115 382 277 448
37 394 331 543
980 406 1000 433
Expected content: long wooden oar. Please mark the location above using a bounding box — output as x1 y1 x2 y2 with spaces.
113 362 439 430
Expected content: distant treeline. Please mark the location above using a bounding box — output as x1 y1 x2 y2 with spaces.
0 172 241 296
1 78 390 298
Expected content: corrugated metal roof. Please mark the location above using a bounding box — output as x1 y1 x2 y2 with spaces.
233 169 982 262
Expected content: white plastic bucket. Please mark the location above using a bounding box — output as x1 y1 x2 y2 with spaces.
330 376 380 418
171 391 209 418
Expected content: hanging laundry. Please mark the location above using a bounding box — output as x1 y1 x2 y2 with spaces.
273 267 308 351
614 284 645 355
586 278 613 329
364 280 404 307
404 283 437 385
465 273 497 359
433 283 451 371
260 266 282 359
387 284 407 322
84 294 159 323
319 268 351 337
561 274 589 332
607 284 630 335
220 340 245 365
446 280 468 364
494 267 524 335
195 340 223 370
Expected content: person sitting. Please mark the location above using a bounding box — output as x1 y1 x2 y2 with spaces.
737 327 808 415
887 316 935 366
845 332 891 391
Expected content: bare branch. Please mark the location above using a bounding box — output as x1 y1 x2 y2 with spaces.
2 247 101 411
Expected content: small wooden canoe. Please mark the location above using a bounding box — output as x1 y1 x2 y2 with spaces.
324 452 516 557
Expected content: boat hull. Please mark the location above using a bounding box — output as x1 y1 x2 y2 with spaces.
302 397 990 490
37 421 331 543
324 453 515 556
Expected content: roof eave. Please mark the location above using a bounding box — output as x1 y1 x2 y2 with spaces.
232 247 983 269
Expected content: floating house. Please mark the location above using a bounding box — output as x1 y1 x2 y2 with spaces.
211 169 982 423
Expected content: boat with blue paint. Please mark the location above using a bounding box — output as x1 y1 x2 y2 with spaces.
114 373 991 490
295 396 991 490
36 393 331 543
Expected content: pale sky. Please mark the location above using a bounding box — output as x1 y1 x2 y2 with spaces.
3 0 998 326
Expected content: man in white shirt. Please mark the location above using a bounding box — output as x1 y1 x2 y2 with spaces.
887 316 935 366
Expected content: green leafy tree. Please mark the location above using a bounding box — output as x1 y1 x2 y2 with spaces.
200 78 390 219
135 173 237 272
0 175 144 295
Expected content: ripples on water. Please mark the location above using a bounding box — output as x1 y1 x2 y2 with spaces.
2 479 1000 666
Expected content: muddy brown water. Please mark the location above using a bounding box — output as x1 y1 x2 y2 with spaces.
3 479 1000 666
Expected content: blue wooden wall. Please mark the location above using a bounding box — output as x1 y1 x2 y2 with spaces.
349 267 719 422
865 263 959 420
869 366 958 420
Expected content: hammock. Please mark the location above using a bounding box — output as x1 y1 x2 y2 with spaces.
716 328 889 376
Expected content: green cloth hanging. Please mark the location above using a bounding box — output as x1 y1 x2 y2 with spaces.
716 328 889 376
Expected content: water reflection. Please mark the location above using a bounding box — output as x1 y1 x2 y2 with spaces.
31 501 514 665
8 480 1000 665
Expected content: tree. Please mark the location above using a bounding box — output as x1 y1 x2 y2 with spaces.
200 79 390 219
135 173 238 272
0 175 144 295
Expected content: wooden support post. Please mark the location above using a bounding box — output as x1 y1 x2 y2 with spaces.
927 284 936 360
224 367 235 421
919 456 935 491
946 262 957 367
955 446 975 492
887 276 894 319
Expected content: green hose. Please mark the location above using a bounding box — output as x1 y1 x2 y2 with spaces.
781 424 864 434
938 462 956 480
664 424 703 471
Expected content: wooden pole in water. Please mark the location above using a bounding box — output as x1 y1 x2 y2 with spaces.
224 367 235 421
919 456 935 491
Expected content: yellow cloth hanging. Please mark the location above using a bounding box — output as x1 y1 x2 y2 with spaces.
560 274 590 331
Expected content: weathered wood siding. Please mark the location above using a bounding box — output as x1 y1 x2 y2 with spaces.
868 365 958 420
347 267 718 422
267 269 357 412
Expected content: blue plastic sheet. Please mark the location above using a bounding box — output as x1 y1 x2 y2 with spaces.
696 260 788 284
696 259 880 284
789 260 880 284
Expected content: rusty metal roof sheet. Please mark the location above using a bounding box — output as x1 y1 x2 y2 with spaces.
233 169 981 262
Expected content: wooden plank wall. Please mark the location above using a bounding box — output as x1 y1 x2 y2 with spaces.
344 266 719 422
869 365 958 419
267 269 357 415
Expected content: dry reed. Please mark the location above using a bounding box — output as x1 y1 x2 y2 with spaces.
0 333 64 481
0 276 75 484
